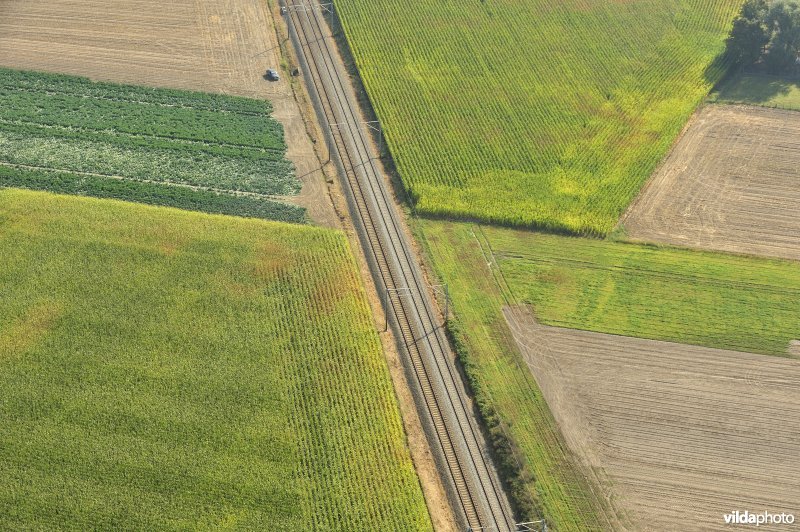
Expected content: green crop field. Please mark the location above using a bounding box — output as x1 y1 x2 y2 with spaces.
0 189 431 531
417 219 800 527
336 0 742 234
484 225 800 356
0 68 304 223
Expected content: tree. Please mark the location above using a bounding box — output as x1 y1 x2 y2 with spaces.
742 0 770 19
725 0 800 74
726 0 769 67
764 1 800 73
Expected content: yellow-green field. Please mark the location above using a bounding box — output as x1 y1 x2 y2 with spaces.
417 219 800 528
0 189 431 531
336 0 741 234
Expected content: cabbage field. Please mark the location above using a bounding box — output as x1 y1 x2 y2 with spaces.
0 189 431 531
0 68 304 222
335 0 742 234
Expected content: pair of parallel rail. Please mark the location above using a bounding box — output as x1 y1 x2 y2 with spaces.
281 2 519 530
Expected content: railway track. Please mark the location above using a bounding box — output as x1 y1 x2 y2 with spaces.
282 2 517 530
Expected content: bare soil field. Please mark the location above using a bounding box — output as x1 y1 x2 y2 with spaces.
791 341 800 358
623 105 800 261
504 305 800 531
0 0 336 226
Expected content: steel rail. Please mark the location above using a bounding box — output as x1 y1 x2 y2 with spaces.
296 6 513 528
283 2 516 529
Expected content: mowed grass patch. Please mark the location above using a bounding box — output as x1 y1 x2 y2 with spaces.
0 189 431 531
715 71 800 110
0 68 303 222
417 219 800 528
483 225 800 356
336 0 741 234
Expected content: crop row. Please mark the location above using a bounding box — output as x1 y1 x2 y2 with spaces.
0 131 297 196
0 120 284 161
0 165 306 223
335 0 742 234
0 85 285 150
0 68 302 222
0 67 270 115
272 239 433 530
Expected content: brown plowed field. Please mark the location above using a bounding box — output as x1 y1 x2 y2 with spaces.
623 105 800 261
0 0 337 226
791 341 800 358
504 305 800 531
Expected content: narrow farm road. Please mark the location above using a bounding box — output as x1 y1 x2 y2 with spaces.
282 1 517 530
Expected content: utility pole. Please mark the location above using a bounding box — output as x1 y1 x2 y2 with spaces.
283 1 334 26
429 283 450 324
362 120 383 157
331 121 384 160
515 520 548 532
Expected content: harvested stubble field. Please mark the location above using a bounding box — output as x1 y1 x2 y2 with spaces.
0 189 431 531
417 219 800 529
0 0 273 98
504 305 800 531
336 0 741 234
0 68 304 222
624 104 800 261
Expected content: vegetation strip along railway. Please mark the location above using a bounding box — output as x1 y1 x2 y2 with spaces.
283 2 516 529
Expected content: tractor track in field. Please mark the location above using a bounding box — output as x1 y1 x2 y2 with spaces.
504 304 800 531
282 1 517 530
623 104 800 262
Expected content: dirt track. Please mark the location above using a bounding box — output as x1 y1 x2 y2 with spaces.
0 0 336 226
623 105 800 261
504 305 800 531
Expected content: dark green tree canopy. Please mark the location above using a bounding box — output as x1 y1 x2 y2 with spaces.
727 14 769 65
726 0 800 73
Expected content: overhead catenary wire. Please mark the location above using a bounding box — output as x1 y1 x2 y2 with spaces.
282 1 517 529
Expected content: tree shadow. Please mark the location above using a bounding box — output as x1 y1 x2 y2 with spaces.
703 51 734 91
702 47 800 106
718 71 800 104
